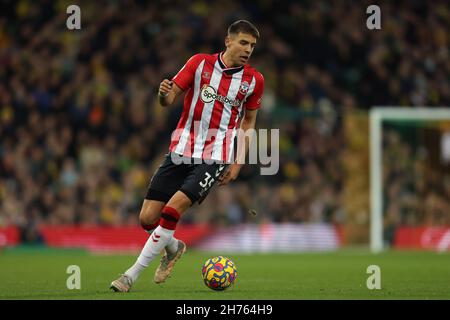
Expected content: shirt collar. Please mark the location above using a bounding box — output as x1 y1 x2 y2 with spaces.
218 52 244 75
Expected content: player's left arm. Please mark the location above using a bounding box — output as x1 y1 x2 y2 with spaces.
218 109 258 186
219 72 264 186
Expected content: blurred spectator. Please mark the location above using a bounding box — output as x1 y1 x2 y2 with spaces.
383 129 450 245
0 1 448 243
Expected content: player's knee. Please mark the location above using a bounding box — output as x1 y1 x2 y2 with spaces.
139 209 159 230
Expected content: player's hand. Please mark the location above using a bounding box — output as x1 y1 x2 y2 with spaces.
159 79 173 96
218 163 242 186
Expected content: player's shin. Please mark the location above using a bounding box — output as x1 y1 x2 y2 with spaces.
142 219 179 254
125 206 181 282
158 206 182 253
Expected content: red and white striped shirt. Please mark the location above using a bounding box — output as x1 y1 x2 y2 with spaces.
169 52 264 163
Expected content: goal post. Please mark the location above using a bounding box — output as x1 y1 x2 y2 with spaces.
369 107 450 253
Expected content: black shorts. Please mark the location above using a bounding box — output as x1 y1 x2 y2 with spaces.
146 153 228 205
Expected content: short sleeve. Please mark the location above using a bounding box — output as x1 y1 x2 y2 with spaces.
244 72 264 110
172 54 203 91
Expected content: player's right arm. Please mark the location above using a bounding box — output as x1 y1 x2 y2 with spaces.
158 80 184 107
158 54 204 107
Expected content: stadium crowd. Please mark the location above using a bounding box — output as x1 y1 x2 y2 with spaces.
0 0 448 243
383 128 450 244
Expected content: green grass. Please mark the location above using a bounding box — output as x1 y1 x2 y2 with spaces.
0 246 449 299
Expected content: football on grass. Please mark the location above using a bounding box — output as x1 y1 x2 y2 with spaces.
201 256 237 291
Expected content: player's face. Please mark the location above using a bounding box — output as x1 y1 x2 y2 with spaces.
225 32 257 66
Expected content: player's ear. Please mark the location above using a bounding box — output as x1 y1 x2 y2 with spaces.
225 35 231 48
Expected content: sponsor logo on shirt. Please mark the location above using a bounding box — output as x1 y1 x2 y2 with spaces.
200 85 241 107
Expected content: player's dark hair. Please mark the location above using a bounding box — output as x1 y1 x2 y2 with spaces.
228 20 260 39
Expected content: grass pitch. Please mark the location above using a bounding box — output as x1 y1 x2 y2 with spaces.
0 246 449 300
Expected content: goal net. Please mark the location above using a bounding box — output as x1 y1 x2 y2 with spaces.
370 107 450 252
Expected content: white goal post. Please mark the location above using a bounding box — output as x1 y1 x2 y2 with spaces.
369 107 450 253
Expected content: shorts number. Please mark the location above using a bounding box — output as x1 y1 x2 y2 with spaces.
199 172 215 189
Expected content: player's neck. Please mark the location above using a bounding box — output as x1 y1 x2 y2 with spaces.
221 51 241 68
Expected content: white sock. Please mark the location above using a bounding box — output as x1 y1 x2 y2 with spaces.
146 228 179 254
124 261 146 283
125 226 159 282
125 226 175 283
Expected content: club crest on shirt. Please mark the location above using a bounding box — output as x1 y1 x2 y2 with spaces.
239 81 250 95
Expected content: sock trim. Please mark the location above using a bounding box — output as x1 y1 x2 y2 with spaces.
160 206 180 230
142 221 159 231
